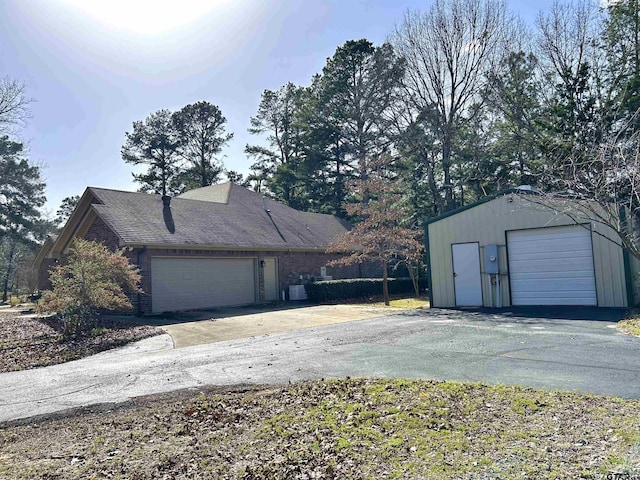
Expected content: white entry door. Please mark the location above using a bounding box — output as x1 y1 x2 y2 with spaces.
452 243 483 306
263 257 279 301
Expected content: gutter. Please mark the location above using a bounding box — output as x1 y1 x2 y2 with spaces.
123 243 330 253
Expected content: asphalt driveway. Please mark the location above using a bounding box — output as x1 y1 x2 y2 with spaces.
1 306 638 423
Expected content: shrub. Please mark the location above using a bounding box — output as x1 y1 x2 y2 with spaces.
304 277 426 303
38 239 142 338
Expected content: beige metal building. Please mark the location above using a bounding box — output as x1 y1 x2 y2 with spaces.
425 189 636 308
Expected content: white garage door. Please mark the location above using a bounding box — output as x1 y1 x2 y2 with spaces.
507 225 597 306
151 257 256 313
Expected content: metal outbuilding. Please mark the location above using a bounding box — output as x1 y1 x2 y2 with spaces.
425 188 637 308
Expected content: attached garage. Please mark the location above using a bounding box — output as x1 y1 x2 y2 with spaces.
151 257 257 313
425 189 635 308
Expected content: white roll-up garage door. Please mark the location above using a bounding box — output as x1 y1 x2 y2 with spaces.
151 257 256 313
507 225 597 306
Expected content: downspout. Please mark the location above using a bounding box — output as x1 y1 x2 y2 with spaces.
137 246 147 315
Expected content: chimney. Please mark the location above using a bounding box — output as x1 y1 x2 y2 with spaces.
162 195 171 207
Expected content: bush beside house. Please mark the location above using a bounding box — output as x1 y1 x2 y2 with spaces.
304 277 426 303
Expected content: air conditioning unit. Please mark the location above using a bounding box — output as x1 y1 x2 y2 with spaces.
289 284 307 301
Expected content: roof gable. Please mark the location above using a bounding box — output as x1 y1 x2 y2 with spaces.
176 182 232 203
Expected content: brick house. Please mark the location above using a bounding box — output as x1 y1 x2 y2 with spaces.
34 182 377 314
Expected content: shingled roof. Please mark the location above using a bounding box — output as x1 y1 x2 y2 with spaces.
87 182 350 250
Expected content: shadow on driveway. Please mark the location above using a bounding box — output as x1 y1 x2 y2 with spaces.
113 301 316 326
448 306 626 323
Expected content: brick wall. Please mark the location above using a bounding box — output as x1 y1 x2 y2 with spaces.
134 248 381 313
84 216 121 249
37 258 58 291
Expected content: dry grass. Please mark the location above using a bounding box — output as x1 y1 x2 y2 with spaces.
0 378 638 479
371 297 430 308
335 294 429 309
619 312 640 337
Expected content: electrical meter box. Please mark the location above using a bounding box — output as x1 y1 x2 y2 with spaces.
484 244 499 274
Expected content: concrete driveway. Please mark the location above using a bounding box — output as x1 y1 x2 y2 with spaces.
1 306 639 424
151 303 395 348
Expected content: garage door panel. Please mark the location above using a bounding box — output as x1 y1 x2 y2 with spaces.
509 279 596 291
511 262 592 278
513 295 596 305
509 240 592 254
513 235 591 252
514 290 597 299
151 258 256 313
508 225 597 306
512 235 591 251
510 250 593 261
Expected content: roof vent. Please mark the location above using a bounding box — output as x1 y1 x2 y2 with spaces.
162 195 171 207
263 196 270 213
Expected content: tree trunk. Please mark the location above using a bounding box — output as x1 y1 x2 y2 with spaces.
2 238 17 302
382 260 389 306
442 133 455 212
408 263 420 298
423 150 444 215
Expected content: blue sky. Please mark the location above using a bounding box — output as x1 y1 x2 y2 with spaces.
0 0 549 216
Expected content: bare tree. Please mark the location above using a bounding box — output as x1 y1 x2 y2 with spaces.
536 0 603 96
534 0 606 166
520 114 640 263
0 77 32 135
391 0 511 212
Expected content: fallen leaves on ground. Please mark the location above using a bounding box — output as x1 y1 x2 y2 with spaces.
0 378 638 479
0 309 162 372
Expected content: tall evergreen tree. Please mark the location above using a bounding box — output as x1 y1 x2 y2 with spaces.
121 110 182 196
245 83 307 207
0 136 46 301
55 195 81 227
485 51 543 187
308 39 404 215
315 40 404 180
172 101 232 191
603 0 640 132
0 137 46 241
